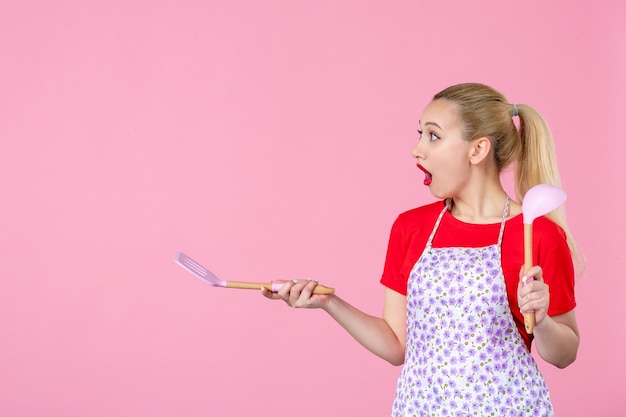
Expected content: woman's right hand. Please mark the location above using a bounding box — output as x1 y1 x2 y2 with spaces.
260 279 331 309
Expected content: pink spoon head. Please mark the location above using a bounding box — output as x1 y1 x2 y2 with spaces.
522 184 567 224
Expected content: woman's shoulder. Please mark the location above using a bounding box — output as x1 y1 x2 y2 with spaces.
532 215 568 242
500 214 566 248
393 200 446 228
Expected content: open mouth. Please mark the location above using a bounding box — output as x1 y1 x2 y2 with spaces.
417 164 432 186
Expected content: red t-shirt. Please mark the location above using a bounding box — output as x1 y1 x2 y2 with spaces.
380 200 576 350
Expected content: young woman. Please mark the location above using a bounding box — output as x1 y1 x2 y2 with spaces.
262 83 580 416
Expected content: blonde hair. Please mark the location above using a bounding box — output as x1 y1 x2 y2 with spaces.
433 83 583 269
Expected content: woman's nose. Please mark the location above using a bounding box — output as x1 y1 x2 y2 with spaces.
411 141 422 159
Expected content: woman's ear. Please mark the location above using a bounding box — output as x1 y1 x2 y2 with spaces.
469 137 492 165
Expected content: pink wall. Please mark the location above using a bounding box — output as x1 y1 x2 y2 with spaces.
1 1 624 416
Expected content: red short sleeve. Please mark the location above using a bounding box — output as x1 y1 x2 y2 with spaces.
380 202 444 295
534 217 577 316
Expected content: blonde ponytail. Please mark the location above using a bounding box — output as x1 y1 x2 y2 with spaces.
515 104 584 271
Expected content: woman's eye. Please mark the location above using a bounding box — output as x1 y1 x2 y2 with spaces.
417 129 439 141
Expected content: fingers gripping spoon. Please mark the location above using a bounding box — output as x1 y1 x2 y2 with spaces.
174 252 335 295
521 184 567 334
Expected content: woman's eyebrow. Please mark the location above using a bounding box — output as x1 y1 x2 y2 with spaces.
422 121 442 129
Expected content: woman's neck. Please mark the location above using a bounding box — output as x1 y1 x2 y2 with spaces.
449 182 514 224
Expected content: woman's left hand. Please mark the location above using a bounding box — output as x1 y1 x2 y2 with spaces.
517 265 550 326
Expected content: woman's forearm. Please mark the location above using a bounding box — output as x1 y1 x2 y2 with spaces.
261 280 407 365
533 310 579 368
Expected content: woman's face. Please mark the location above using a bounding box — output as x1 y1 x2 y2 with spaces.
412 99 474 199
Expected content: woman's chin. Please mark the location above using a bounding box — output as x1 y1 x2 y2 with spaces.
428 187 451 201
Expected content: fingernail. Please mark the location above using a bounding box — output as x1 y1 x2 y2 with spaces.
293 279 299 283
260 286 266 292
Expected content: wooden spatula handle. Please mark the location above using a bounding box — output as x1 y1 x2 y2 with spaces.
309 284 335 295
226 281 335 295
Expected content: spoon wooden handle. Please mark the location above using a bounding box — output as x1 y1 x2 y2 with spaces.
523 223 535 334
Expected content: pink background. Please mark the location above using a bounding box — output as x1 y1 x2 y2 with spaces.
1 1 624 416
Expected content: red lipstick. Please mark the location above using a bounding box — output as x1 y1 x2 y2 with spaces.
417 164 432 186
